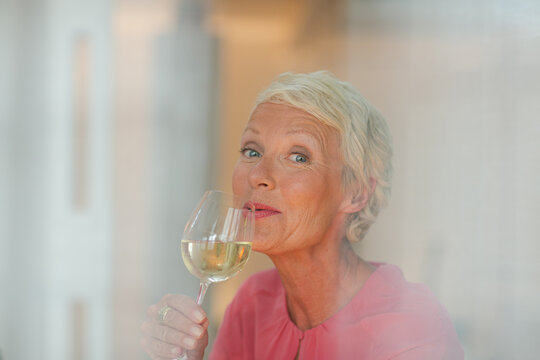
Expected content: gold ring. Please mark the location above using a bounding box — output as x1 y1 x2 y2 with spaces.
158 306 171 322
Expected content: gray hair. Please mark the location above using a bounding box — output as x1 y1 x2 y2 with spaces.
254 71 393 242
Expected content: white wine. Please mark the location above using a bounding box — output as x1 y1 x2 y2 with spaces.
181 240 252 282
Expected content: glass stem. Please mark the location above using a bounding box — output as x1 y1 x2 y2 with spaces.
196 281 209 305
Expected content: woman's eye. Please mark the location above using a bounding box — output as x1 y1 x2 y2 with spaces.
288 153 308 163
241 148 261 158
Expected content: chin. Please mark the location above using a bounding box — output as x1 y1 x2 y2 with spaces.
252 242 268 252
251 242 276 255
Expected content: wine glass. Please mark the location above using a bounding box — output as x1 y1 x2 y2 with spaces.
176 191 254 359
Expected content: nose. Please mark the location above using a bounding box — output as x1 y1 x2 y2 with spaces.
248 157 276 190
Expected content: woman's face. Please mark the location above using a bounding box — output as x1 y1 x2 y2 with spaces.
232 103 355 254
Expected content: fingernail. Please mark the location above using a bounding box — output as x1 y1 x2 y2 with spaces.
190 325 203 337
193 310 205 322
183 337 195 348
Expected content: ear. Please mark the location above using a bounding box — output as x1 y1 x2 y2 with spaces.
340 178 376 214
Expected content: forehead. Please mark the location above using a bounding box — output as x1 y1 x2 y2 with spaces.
245 103 339 146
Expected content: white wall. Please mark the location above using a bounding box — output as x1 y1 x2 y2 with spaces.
347 1 540 359
0 0 113 358
0 1 16 355
1 0 217 358
0 1 50 357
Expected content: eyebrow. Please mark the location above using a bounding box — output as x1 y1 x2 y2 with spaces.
285 126 328 149
285 128 320 136
242 122 332 149
243 127 259 135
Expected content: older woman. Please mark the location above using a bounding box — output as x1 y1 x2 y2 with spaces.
141 71 463 359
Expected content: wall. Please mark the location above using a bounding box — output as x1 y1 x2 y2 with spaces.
347 1 540 358
1 1 539 359
0 0 113 358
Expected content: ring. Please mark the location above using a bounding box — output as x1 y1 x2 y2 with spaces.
158 306 171 322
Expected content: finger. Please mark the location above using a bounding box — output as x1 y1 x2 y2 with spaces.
164 294 207 324
182 336 208 360
141 336 179 360
141 336 184 359
149 295 206 324
144 346 177 360
147 295 176 319
141 321 205 349
156 308 206 338
186 333 209 360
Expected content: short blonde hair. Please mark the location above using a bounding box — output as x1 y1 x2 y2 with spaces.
254 71 393 242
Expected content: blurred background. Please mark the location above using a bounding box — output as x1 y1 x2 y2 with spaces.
1 0 539 359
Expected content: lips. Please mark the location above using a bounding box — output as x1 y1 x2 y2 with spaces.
244 201 281 219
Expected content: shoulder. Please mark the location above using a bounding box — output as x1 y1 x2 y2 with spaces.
361 264 445 314
358 264 463 358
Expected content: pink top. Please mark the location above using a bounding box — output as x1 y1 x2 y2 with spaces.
210 264 463 360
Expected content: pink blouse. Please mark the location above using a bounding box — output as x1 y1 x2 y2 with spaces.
210 264 464 360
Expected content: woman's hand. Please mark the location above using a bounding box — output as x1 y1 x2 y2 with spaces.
141 294 209 360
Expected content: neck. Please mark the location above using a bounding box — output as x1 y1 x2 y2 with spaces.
269 237 374 331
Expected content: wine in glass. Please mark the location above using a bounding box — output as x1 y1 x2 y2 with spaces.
181 189 254 309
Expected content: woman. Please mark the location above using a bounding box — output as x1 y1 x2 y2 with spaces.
141 71 464 359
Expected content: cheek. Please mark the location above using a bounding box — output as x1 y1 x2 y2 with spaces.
280 170 342 221
280 174 325 206
232 162 248 195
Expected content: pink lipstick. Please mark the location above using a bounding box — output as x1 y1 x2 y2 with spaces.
244 201 281 219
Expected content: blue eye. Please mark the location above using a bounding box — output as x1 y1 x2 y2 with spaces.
288 153 308 163
241 148 261 158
